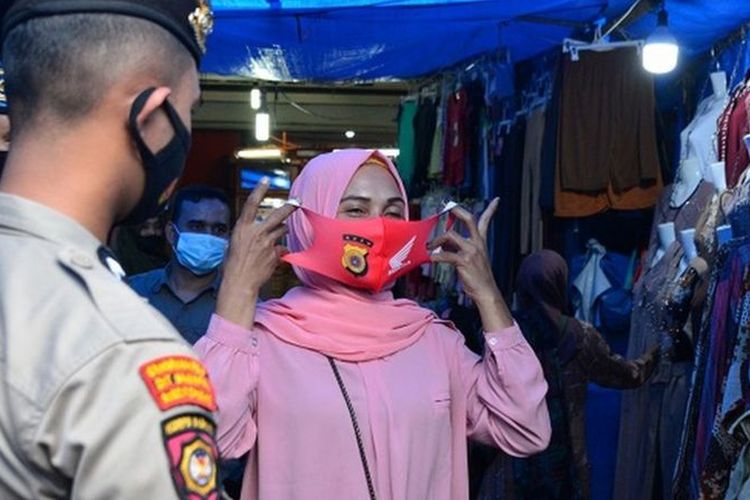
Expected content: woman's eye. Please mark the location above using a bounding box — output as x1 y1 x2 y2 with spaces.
385 212 403 219
347 207 366 216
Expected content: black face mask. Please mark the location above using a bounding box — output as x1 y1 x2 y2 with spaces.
0 151 7 180
120 88 191 225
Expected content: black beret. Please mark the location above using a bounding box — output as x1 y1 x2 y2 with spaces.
0 0 213 65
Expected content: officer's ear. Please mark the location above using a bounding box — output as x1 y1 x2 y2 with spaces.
131 86 173 145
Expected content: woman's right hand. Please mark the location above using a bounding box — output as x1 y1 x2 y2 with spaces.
215 178 298 328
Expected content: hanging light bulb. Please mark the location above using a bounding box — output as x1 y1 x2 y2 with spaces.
642 5 679 74
255 110 270 142
250 88 262 110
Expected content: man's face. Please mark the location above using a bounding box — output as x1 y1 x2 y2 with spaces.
138 216 163 237
172 198 231 241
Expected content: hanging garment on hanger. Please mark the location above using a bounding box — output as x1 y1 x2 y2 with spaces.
443 89 468 187
428 96 446 179
558 48 660 193
614 241 691 500
411 97 438 197
397 100 418 190
571 239 612 324
520 106 546 254
718 78 750 188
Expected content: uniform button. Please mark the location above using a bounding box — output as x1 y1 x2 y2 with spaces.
71 254 94 269
251 338 258 347
487 337 498 347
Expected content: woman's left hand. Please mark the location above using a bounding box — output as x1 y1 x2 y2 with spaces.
429 198 507 308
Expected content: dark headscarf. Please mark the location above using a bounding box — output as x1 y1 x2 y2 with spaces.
515 249 579 364
517 250 569 314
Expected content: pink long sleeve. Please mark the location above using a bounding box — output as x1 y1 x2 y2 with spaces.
455 323 551 456
194 314 259 459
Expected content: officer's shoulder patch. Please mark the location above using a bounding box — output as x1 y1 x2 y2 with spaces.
139 355 217 412
162 413 219 500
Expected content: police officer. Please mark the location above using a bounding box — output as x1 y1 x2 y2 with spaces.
0 1 225 498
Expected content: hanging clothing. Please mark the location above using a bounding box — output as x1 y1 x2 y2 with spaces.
397 100 418 190
571 240 612 325
558 48 660 193
520 106 546 254
614 241 691 500
491 119 526 297
428 90 447 180
553 162 663 218
412 97 438 196
718 78 750 188
444 88 468 187
672 188 750 498
539 63 562 212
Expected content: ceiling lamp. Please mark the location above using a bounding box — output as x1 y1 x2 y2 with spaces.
235 148 282 160
345 130 356 139
642 4 679 74
255 110 270 142
250 88 262 110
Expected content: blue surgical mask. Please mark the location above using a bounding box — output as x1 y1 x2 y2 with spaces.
173 227 228 276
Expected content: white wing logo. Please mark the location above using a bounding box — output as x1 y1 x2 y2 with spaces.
388 236 416 275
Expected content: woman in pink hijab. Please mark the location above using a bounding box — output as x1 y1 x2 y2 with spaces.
196 149 551 500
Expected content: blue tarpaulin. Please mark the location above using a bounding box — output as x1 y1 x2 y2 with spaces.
204 1 750 81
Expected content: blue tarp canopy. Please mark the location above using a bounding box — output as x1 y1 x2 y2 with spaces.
204 1 750 81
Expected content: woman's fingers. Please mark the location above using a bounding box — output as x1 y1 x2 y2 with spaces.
428 230 472 253
449 205 481 241
237 178 270 226
477 198 499 241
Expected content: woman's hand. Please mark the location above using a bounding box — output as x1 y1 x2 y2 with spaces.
215 178 297 328
429 198 513 330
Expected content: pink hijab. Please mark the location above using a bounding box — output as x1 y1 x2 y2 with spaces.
255 149 438 361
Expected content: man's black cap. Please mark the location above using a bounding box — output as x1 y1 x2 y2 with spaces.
0 0 214 65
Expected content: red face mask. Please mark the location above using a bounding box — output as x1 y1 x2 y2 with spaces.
283 203 455 292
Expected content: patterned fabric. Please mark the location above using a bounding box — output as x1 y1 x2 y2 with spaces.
674 235 750 499
674 240 733 498
614 241 692 500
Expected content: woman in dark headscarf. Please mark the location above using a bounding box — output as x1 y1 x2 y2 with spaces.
479 250 660 500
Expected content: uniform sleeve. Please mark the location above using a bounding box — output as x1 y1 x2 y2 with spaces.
582 324 659 389
31 341 219 500
454 322 552 457
194 314 259 460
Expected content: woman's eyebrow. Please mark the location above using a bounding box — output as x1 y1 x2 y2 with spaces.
340 196 371 203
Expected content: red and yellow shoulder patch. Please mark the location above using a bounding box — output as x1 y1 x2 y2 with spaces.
139 355 217 412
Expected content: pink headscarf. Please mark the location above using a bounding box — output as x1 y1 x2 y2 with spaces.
255 149 439 362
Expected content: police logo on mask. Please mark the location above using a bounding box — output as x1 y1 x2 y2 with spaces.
342 234 372 277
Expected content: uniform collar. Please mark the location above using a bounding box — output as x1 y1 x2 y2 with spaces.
0 193 102 253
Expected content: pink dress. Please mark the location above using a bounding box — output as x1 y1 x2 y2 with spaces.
195 314 551 500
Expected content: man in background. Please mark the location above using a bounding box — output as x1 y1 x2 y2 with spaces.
129 185 231 344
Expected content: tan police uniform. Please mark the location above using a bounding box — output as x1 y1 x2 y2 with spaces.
0 193 220 499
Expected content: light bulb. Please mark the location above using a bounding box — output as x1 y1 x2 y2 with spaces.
642 9 679 74
250 88 262 110
345 130 356 139
255 112 270 142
